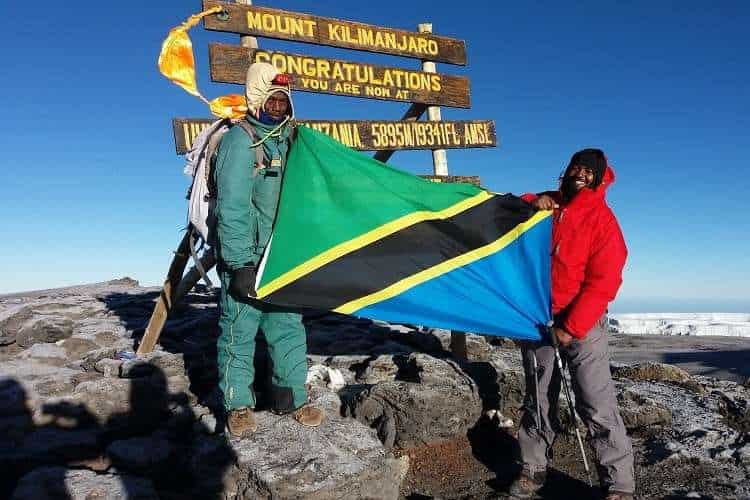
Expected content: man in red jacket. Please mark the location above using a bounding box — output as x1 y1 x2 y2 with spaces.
508 148 634 499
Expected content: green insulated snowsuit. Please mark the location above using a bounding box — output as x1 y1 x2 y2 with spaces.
213 114 307 413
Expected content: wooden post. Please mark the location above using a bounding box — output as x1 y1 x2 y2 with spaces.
419 23 466 361
237 0 258 49
137 232 192 355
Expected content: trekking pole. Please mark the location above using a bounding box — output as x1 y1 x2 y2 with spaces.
531 351 542 431
547 322 593 487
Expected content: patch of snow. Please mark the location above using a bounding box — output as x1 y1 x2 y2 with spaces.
610 313 750 337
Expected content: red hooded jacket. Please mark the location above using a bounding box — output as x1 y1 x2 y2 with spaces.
522 166 627 339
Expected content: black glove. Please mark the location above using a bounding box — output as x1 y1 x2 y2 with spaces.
229 264 257 299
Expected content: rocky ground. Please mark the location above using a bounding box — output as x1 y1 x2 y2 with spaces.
1 279 748 499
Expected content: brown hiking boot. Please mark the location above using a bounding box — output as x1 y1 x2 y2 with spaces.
604 492 634 500
226 407 257 437
507 470 546 498
293 405 325 427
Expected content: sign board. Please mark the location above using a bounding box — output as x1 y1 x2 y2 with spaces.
209 43 470 108
420 175 481 186
202 0 467 65
173 118 497 155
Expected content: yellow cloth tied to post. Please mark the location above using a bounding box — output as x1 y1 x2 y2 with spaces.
158 7 247 119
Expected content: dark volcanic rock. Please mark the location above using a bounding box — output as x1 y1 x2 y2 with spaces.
11 467 158 500
618 388 673 429
613 361 705 393
120 350 186 378
342 353 483 448
16 317 75 348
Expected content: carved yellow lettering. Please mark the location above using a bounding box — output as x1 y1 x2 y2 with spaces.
466 123 478 144
408 73 421 90
353 65 368 84
316 59 331 79
302 58 316 76
479 123 490 143
261 14 276 31
269 53 288 73
430 123 440 146
290 18 307 37
358 28 374 46
374 31 385 49
327 24 343 41
427 40 438 55
439 123 449 144
255 51 271 64
247 12 263 30
332 63 344 80
287 55 302 75
183 124 192 149
341 63 356 81
339 124 352 147
368 67 382 86
430 75 442 92
419 73 431 91
450 123 461 145
302 20 316 37
382 123 394 147
402 123 414 146
390 70 404 88
382 70 394 87
414 123 425 145
371 124 384 148
351 125 363 149
407 37 418 53
384 32 396 49
397 35 408 51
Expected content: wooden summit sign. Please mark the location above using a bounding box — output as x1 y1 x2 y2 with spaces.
202 0 467 65
173 118 496 155
209 43 470 108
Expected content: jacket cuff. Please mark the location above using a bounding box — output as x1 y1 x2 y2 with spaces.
520 193 538 203
562 319 587 339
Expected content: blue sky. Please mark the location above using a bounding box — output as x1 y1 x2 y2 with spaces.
2 1 748 312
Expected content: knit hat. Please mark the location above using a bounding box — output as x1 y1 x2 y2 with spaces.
565 148 607 188
245 62 294 119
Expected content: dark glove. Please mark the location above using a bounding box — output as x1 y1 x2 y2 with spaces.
229 264 257 299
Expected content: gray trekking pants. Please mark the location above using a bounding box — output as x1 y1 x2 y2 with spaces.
517 315 635 494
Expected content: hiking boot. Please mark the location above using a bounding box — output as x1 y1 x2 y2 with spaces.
507 470 546 498
604 492 634 500
226 407 257 437
293 405 325 427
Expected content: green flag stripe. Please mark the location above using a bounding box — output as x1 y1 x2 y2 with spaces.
258 125 484 287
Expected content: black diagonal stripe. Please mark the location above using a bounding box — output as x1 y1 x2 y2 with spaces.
265 194 537 310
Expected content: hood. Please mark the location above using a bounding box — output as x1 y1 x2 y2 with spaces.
245 62 294 119
597 164 616 193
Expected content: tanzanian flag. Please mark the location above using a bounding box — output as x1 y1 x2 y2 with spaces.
255 126 551 341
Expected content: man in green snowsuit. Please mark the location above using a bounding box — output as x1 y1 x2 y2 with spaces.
214 62 324 437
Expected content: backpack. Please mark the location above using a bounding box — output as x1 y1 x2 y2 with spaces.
183 118 265 286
